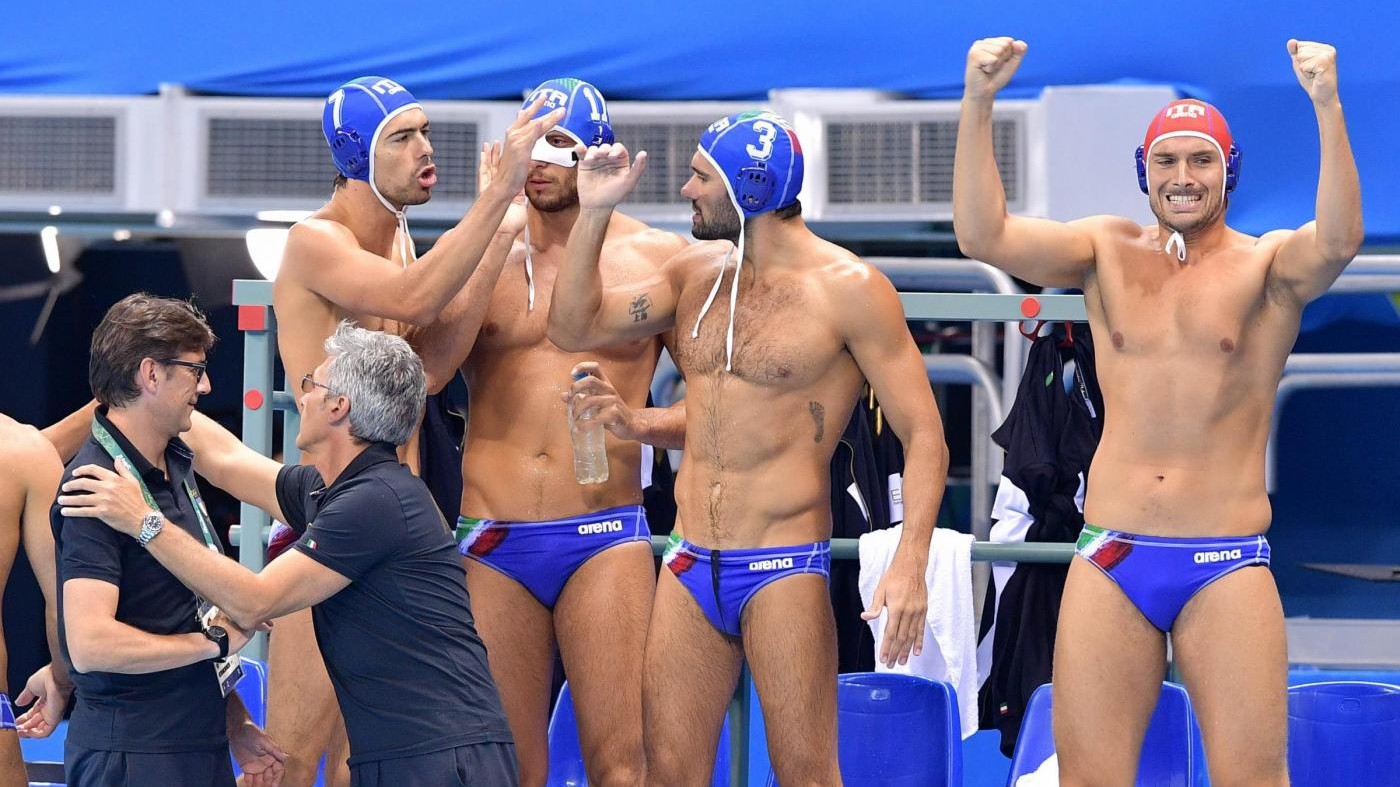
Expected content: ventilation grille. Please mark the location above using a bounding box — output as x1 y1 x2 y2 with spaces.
826 117 1020 205
613 122 708 205
205 118 478 201
0 116 117 193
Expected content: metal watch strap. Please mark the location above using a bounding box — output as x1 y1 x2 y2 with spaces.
137 511 164 547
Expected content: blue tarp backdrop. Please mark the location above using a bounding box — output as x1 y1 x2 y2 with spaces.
6 0 1399 239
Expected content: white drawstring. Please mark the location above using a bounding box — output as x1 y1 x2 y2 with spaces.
1165 230 1186 263
720 232 744 372
523 224 536 311
691 243 740 371
368 175 414 268
395 210 415 268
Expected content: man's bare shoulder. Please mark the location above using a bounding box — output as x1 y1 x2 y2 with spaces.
1253 227 1294 251
0 416 61 480
669 239 730 269
279 217 361 276
1078 214 1146 241
801 238 879 286
608 214 689 259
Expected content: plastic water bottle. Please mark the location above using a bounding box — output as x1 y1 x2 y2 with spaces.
569 371 609 485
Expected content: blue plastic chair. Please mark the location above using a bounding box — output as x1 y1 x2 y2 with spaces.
17 723 66 765
1288 680 1400 786
767 672 963 786
1006 681 1207 786
235 656 269 728
546 680 730 786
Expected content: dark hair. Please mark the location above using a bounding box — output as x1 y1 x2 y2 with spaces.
89 293 216 407
772 199 802 221
333 173 348 191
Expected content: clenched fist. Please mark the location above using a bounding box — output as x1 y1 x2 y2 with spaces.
965 37 1028 101
1288 39 1339 106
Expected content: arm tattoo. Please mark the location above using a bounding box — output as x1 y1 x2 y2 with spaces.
809 401 825 443
629 292 653 323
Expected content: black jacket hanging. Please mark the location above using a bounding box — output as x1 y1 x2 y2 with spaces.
977 327 1103 756
829 388 907 673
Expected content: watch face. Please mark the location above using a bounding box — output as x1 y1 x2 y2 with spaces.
207 626 227 638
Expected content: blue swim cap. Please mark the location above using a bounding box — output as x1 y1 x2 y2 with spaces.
522 78 614 168
689 111 806 374
697 111 804 218
322 76 422 182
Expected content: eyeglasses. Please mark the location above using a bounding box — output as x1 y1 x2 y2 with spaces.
159 358 207 383
300 373 336 396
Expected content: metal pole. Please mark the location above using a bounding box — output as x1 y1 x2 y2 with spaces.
233 280 275 662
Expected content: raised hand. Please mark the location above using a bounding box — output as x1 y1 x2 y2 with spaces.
964 37 1028 101
576 143 649 211
478 141 527 236
491 96 565 196
1289 39 1339 106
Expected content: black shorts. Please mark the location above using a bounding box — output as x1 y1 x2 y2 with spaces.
65 741 236 787
350 742 517 787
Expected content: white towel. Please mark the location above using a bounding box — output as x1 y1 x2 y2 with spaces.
1015 753 1059 786
858 525 978 739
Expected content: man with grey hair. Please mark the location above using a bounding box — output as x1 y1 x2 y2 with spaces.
58 322 515 785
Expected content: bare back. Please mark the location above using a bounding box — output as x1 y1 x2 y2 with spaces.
461 214 681 521
668 240 868 549
1082 218 1301 535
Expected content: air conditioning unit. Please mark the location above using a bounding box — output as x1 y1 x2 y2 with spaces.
772 91 1039 222
607 101 757 225
0 96 162 213
182 94 512 221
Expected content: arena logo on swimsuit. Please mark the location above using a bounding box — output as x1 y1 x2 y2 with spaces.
578 520 624 535
749 558 795 571
1193 548 1243 564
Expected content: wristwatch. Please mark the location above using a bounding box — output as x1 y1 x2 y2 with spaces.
203 625 230 660
137 510 165 547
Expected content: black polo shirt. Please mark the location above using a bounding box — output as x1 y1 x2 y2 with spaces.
274 442 510 765
52 409 226 753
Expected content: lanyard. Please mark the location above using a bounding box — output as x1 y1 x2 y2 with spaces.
90 418 221 553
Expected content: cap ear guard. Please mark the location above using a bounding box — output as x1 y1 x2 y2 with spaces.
735 164 775 211
1224 145 1241 194
331 127 369 180
1135 143 1243 195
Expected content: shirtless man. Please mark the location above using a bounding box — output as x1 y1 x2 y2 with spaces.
0 417 69 786
267 75 561 786
413 78 687 787
954 38 1361 786
550 112 949 785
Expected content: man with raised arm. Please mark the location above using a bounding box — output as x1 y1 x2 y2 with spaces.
264 76 559 786
411 78 686 787
548 113 949 786
953 37 1361 785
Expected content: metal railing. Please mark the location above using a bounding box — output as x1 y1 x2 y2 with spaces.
230 254 1400 784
